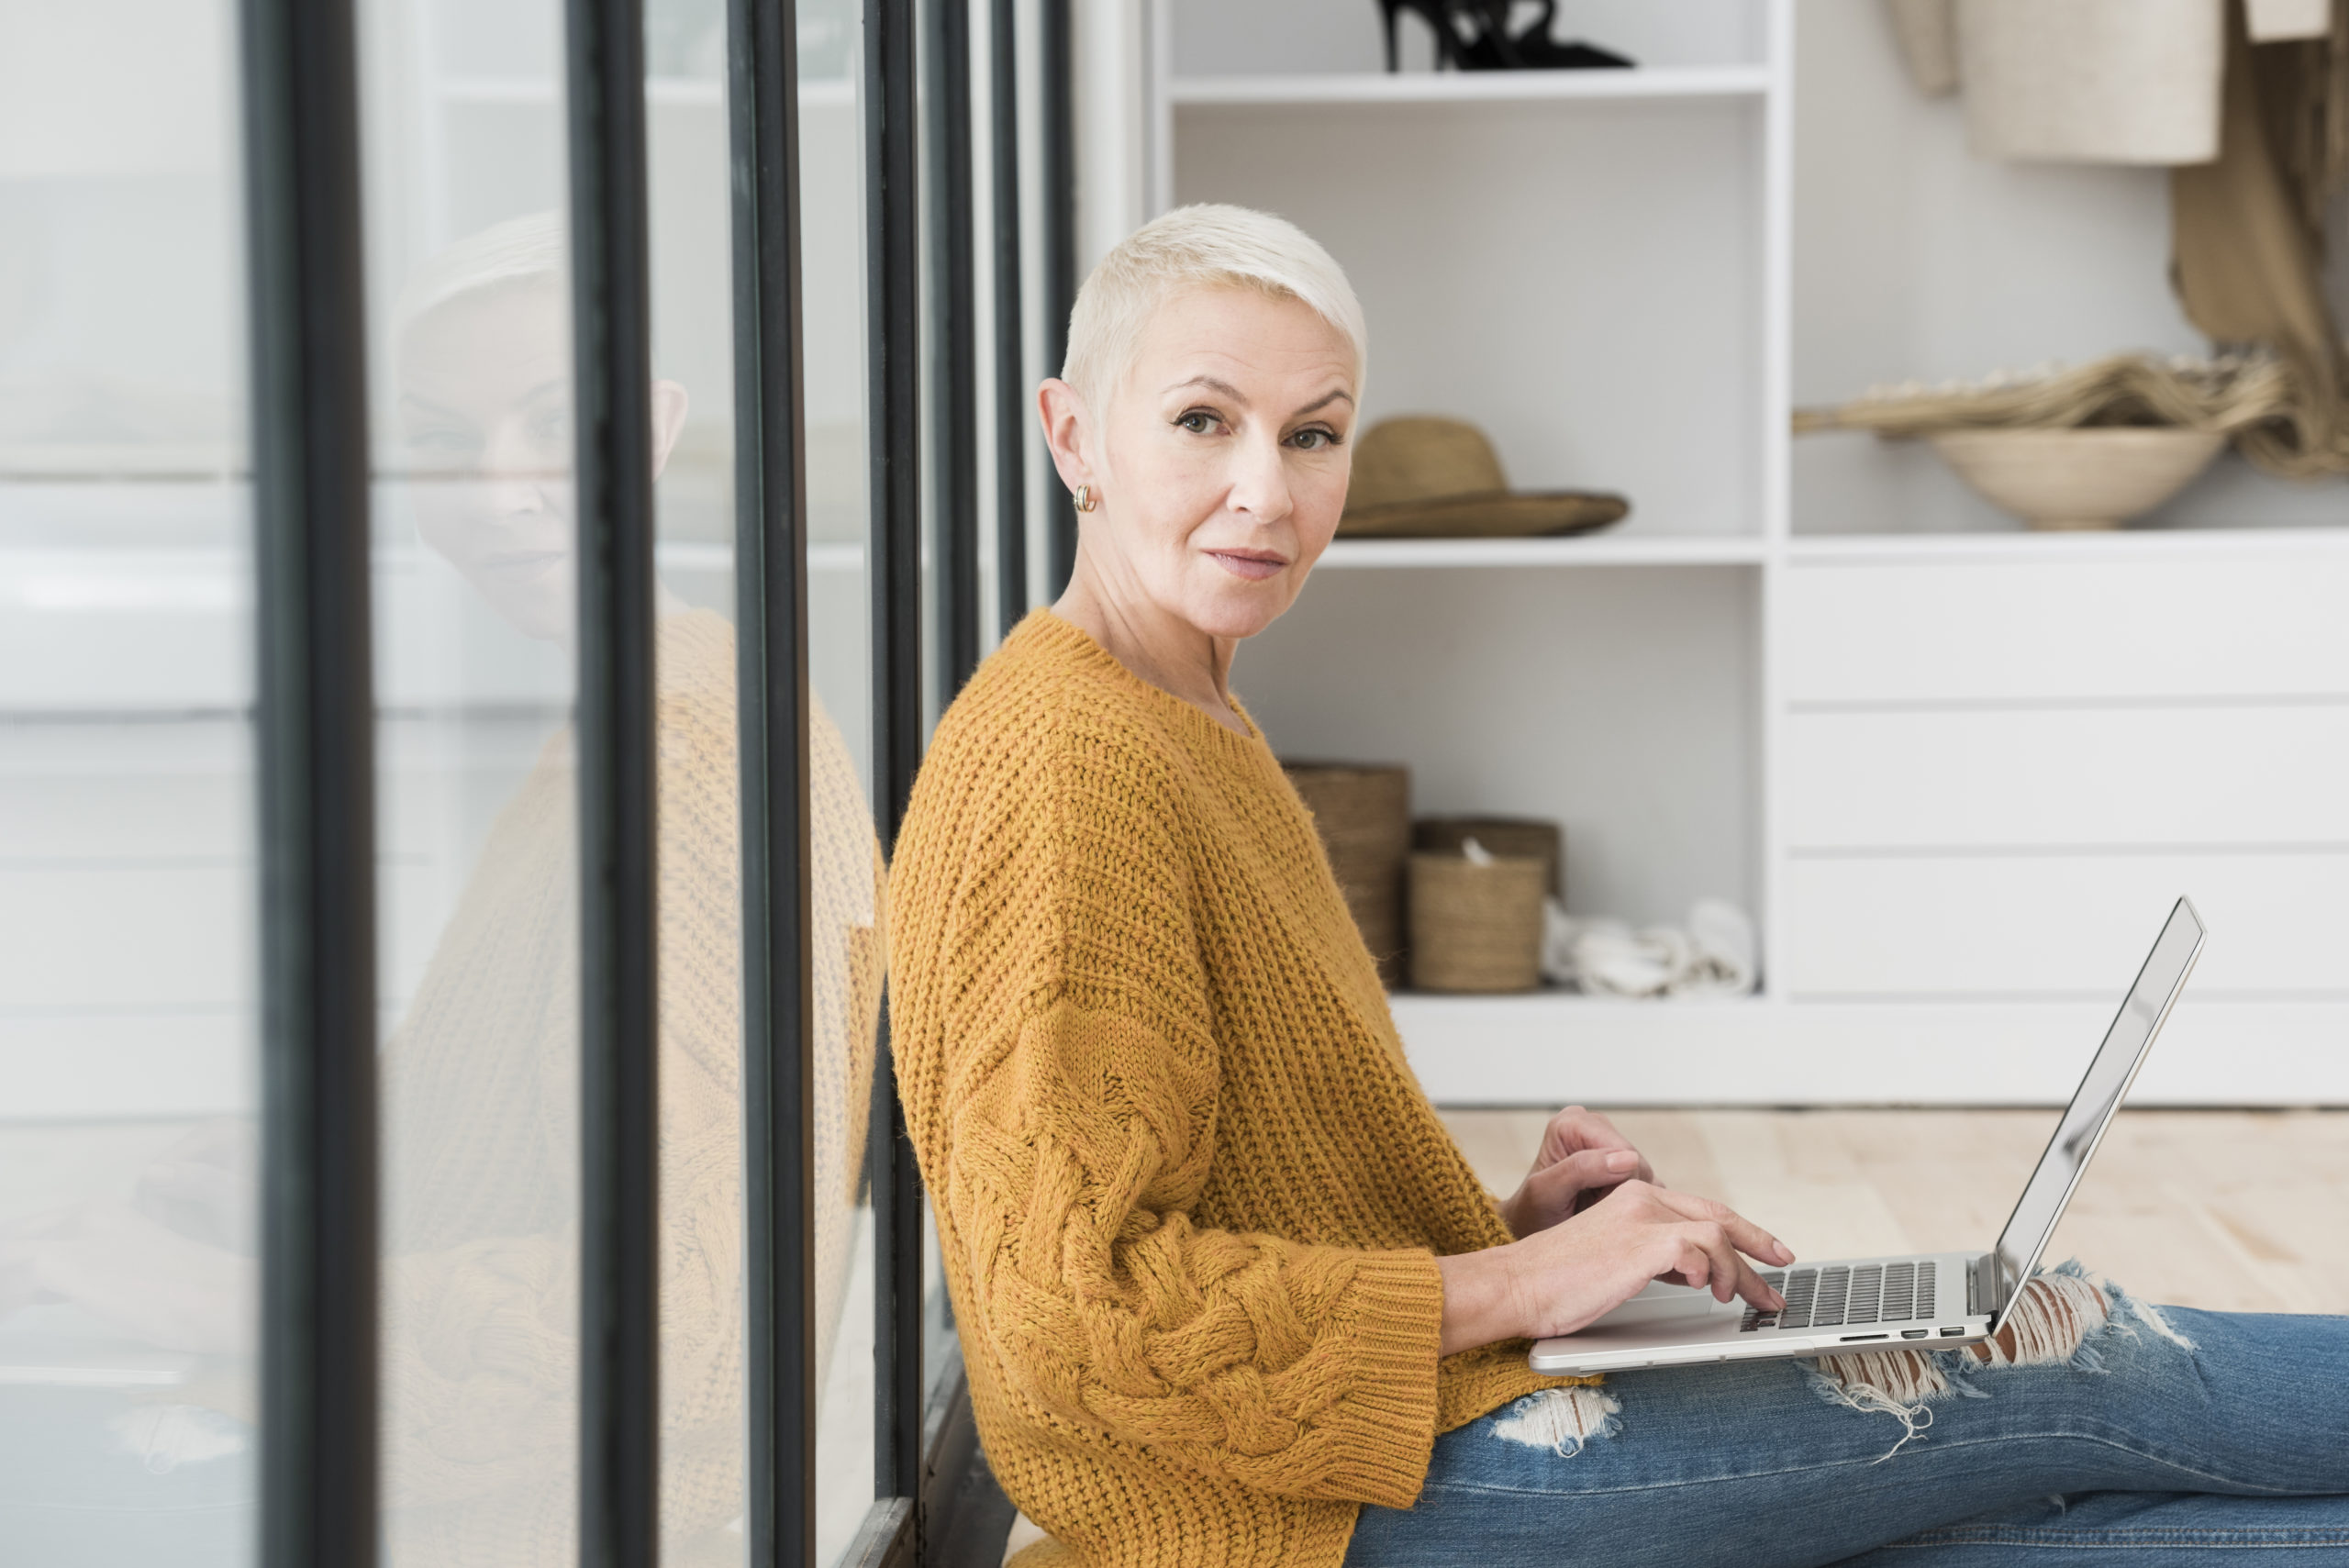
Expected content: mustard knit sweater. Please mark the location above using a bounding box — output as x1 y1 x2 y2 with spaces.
890 613 1579 1568
379 609 883 1567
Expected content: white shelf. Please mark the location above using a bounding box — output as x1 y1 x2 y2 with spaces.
1168 65 1772 108
431 76 855 109
1386 991 2349 1106
1787 527 2349 566
1316 534 1765 569
654 541 863 573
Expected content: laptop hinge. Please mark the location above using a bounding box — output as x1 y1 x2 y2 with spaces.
1967 1253 2000 1318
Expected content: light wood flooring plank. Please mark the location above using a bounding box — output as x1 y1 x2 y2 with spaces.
1437 1106 2349 1314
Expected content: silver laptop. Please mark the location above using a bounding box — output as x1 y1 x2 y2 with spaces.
1529 897 2206 1377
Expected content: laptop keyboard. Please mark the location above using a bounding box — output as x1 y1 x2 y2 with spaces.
1741 1261 1935 1333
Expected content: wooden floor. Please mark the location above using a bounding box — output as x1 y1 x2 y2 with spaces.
1441 1107 2349 1314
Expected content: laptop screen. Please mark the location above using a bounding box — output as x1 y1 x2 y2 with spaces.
1991 898 2206 1313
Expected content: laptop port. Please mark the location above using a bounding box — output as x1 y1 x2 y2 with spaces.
1901 1329 1928 1339
1940 1327 1965 1337
1840 1333 1888 1341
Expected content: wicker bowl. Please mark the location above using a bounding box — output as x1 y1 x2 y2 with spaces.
1285 762 1411 984
1408 851 1547 993
1929 428 2226 530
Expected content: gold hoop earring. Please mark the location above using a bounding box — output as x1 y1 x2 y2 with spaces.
1074 483 1097 513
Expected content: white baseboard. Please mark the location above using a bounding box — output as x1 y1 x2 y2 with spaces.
4 996 2340 1123
1393 994 2349 1107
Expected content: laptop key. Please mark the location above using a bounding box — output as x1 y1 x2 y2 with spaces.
1812 1265 1852 1328
1881 1262 1916 1322
1776 1266 1819 1330
1848 1263 1884 1326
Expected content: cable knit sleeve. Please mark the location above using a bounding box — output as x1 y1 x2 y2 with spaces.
927 742 1445 1509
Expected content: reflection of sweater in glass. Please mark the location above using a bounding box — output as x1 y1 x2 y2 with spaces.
888 613 1588 1568
379 608 883 1567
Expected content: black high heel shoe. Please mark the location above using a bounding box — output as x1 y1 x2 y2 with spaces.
1378 0 1466 72
1376 0 1635 72
1483 0 1635 69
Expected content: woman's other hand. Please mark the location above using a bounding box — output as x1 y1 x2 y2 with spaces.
134 1116 258 1252
0 1201 254 1356
1498 1106 1656 1238
1437 1180 1792 1355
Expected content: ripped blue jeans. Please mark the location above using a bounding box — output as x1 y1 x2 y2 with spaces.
1347 1271 2349 1566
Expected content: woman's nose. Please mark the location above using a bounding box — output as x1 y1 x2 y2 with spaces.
1226 430 1294 524
480 416 560 515
480 414 556 478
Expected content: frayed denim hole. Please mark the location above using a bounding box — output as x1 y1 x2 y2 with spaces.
1490 1386 1622 1458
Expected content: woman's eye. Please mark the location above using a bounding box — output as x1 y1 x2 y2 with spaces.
1289 427 1337 450
405 427 479 462
1175 410 1216 434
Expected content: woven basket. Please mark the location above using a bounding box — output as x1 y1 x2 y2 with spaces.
1414 817 1563 898
1284 762 1410 984
1408 851 1546 993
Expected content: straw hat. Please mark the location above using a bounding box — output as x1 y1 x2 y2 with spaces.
1340 416 1628 539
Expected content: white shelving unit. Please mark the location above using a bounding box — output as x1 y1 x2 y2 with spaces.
1318 536 1768 569
1143 0 2349 1106
1165 65 1770 106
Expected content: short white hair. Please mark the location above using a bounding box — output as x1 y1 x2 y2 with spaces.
1061 204 1367 414
393 211 566 333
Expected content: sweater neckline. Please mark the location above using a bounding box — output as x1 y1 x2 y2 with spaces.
1020 609 1271 761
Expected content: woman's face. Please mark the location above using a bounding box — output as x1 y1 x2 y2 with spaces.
1073 286 1357 641
395 277 685 642
397 279 578 641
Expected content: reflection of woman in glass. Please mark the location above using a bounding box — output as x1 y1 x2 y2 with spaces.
0 214 882 1566
381 213 882 1565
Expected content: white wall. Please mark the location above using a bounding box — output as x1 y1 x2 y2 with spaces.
1241 564 1760 927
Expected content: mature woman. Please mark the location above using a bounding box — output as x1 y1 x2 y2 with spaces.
887 205 2349 1568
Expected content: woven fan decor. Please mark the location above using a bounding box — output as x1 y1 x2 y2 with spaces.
1283 762 1410 986
1791 350 2314 459
1408 849 1547 994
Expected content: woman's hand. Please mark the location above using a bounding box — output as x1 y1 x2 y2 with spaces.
0 1201 255 1357
134 1117 258 1252
1437 1180 1792 1356
1498 1106 1656 1238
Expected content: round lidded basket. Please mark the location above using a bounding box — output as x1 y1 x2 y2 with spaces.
1408 849 1547 993
1414 816 1563 898
1283 762 1411 985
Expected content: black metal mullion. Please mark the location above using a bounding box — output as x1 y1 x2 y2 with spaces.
729 0 815 1562
563 0 662 1561
988 0 1027 636
865 0 927 1526
240 0 378 1560
1040 0 1076 597
925 0 981 699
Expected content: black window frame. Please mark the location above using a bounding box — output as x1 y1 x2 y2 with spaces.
239 0 1069 1562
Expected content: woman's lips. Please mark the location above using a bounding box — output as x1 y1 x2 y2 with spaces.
1206 549 1287 582
481 550 566 585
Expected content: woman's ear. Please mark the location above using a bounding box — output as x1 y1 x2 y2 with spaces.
1037 377 1094 499
650 378 690 479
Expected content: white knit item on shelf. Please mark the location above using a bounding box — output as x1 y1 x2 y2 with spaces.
1542 898 1758 999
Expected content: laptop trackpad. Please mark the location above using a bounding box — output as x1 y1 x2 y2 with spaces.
1593 1282 1728 1329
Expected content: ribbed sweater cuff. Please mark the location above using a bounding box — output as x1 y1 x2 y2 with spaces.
1320 1249 1444 1511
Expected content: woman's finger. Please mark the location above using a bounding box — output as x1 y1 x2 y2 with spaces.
1653 1187 1793 1267
1678 1217 1787 1310
1553 1147 1641 1192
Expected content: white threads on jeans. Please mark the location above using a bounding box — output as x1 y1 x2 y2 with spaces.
1493 1387 1622 1457
1807 1263 2125 1461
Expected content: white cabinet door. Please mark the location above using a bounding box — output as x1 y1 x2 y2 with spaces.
1779 550 2349 1003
